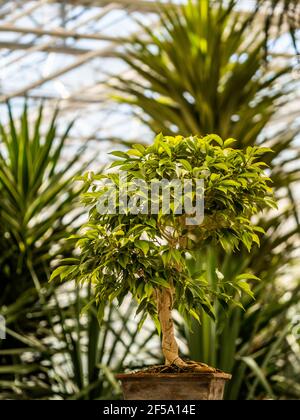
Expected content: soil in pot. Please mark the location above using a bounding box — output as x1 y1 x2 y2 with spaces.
116 365 232 400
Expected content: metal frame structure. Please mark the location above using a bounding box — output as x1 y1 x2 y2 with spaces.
0 0 298 146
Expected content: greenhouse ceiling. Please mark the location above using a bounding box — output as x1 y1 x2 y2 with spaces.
0 0 299 149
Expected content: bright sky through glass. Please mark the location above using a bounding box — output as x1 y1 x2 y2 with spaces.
0 0 298 165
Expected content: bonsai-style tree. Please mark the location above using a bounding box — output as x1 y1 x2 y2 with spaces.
51 134 276 372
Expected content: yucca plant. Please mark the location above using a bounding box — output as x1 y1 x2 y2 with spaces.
0 102 86 397
0 283 159 400
0 104 83 301
0 104 159 400
111 0 300 399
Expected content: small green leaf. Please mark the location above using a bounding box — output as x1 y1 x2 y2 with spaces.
224 138 237 148
208 134 223 146
189 309 201 323
264 197 278 209
221 180 240 187
253 226 266 234
152 315 161 336
237 281 255 299
201 303 216 321
133 143 146 154
127 149 143 157
178 159 192 172
212 163 228 171
171 249 182 264
160 141 172 157
254 147 273 155
135 240 150 255
235 273 260 282
50 266 69 282
151 277 170 288
109 151 128 159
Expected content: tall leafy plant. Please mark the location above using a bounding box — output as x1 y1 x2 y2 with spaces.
51 134 276 373
111 0 300 399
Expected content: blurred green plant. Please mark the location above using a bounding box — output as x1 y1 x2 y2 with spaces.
0 103 158 399
0 284 158 400
112 0 300 399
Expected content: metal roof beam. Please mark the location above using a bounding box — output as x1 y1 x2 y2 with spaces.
0 40 93 55
34 0 166 13
13 93 106 103
0 39 292 59
5 0 54 24
0 23 127 43
0 3 121 70
0 45 117 102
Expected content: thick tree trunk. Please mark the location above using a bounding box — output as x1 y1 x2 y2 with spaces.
156 287 215 372
157 287 181 365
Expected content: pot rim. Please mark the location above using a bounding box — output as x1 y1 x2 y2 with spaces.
116 372 232 381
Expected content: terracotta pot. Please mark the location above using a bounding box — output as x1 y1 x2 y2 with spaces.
116 372 232 400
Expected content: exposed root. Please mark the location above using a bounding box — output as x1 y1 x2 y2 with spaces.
156 288 216 374
133 363 220 375
166 356 216 373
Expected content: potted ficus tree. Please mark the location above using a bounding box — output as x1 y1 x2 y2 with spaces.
51 134 276 400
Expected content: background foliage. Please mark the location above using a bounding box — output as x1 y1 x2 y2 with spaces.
0 105 159 399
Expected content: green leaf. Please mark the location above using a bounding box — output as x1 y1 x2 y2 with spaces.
224 138 237 148
49 266 69 282
136 298 148 316
212 163 228 171
109 151 128 159
235 273 260 282
208 134 223 146
264 197 278 209
253 226 266 234
178 159 192 172
189 309 201 323
254 147 273 155
160 141 172 157
152 315 161 336
201 303 216 321
236 280 255 299
221 180 240 187
151 277 170 288
127 149 143 157
171 249 182 264
135 240 150 255
133 143 146 154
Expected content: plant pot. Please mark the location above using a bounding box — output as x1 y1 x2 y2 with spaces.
116 372 232 400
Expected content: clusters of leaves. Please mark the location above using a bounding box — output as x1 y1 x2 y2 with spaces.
51 134 276 329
